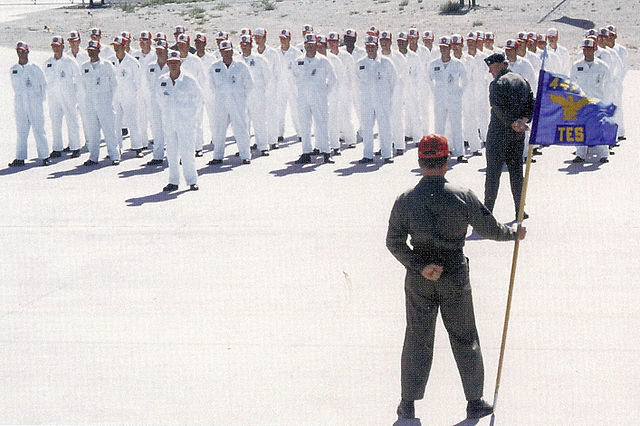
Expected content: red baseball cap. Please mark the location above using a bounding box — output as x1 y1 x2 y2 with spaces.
418 135 449 159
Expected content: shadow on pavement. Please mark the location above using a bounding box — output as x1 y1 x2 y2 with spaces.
557 160 603 175
0 161 41 175
47 161 111 178
453 417 480 426
125 189 191 206
118 163 165 178
269 159 322 177
333 159 384 176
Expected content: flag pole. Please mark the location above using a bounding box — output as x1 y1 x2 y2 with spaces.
492 143 534 411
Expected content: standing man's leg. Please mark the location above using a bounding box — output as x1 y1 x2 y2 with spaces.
401 272 439 401
505 137 524 215
483 139 505 212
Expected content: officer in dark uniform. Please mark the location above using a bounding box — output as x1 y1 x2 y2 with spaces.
483 52 534 220
386 134 526 422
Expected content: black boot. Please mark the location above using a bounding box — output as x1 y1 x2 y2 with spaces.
396 399 415 419
466 399 493 419
294 153 312 164
323 153 334 163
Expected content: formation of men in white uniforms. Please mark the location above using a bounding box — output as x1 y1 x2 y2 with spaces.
8 23 629 176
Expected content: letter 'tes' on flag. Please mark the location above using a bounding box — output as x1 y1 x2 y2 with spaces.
529 69 618 147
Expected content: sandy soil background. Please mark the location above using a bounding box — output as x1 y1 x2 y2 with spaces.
0 0 638 68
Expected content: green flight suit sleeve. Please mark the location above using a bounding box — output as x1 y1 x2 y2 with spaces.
386 195 426 274
465 189 517 241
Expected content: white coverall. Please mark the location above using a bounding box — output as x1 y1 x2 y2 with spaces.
208 59 254 160
241 53 271 151
339 45 366 137
291 54 337 154
145 60 169 160
155 71 202 186
508 57 537 159
612 43 628 137
474 52 491 141
111 53 144 150
550 44 571 75
180 53 206 151
276 47 302 139
401 49 423 143
355 55 397 159
334 49 357 146
427 57 468 157
383 51 408 152
80 59 120 162
460 53 482 153
132 50 157 144
43 54 82 152
9 62 49 160
256 45 281 147
571 57 611 160
196 52 217 149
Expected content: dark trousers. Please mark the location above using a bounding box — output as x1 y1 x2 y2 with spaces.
401 261 484 402
483 137 524 214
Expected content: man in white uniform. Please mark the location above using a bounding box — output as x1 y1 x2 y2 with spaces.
253 28 281 150
240 34 271 157
44 35 83 159
132 31 157 148
8 41 50 167
275 29 301 146
90 28 115 60
207 40 254 165
328 31 357 152
155 50 202 191
79 40 120 166
380 30 407 159
175 33 206 156
453 34 482 157
355 35 397 164
317 34 345 156
427 36 468 163
291 33 337 165
547 28 571 75
68 31 89 65
504 39 537 163
397 31 423 151
605 26 627 142
340 28 365 147
111 36 144 157
571 38 612 163
145 39 170 166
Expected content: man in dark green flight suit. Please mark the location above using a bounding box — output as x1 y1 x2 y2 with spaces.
386 134 527 422
483 52 534 220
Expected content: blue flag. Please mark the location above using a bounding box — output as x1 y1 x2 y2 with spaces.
529 66 618 147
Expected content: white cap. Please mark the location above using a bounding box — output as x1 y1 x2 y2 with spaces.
598 28 609 37
155 39 168 50
466 31 477 41
367 26 379 36
316 34 327 44
328 32 339 41
451 34 463 45
607 25 617 34
279 29 291 38
215 31 229 40
240 34 252 44
120 31 132 41
505 39 519 49
582 38 596 48
438 36 450 46
176 33 190 44
527 31 536 40
517 31 528 41
379 30 392 40
304 33 317 44
174 25 185 35
344 28 357 38
16 40 29 51
154 32 167 41
90 28 101 37
140 31 151 40
484 32 494 40
240 28 251 37
408 28 419 38
254 27 266 36
536 33 547 42
364 35 378 45
547 27 558 36
475 31 485 41
68 31 80 41
195 33 207 42
219 40 233 51
422 30 434 39
87 40 100 50
303 24 313 32
397 31 408 41
51 35 64 46
167 50 182 62
111 36 126 46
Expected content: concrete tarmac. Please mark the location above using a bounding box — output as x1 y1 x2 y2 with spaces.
1 47 638 424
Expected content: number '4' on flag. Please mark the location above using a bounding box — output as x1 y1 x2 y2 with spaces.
529 69 618 146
